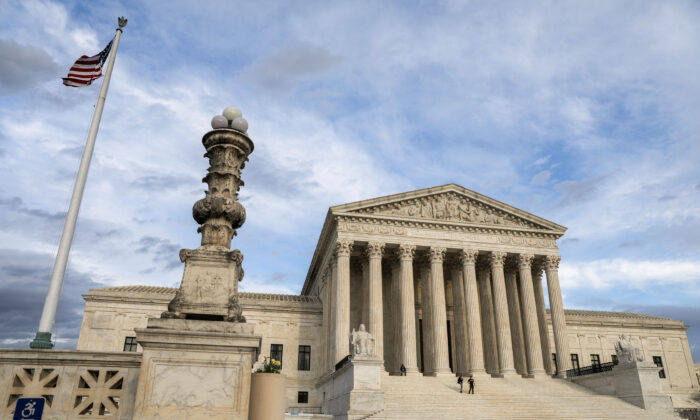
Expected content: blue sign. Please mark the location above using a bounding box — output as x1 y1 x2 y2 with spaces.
13 398 44 420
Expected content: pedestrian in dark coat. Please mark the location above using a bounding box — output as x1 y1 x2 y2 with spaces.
468 375 475 394
457 375 464 393
400 364 406 376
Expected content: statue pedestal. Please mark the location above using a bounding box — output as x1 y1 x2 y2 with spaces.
132 318 260 420
570 361 674 415
611 361 674 412
323 355 385 420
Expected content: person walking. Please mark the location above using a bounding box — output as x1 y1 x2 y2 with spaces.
467 375 475 394
457 375 464 393
400 364 407 376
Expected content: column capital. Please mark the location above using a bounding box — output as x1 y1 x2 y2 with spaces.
518 253 535 269
364 242 385 259
429 246 446 263
489 251 507 267
334 239 354 258
398 243 416 261
544 255 561 270
459 249 479 265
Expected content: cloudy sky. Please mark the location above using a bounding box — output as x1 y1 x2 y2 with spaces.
0 1 699 360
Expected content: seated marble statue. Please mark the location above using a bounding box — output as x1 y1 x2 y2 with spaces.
614 334 644 363
350 324 375 357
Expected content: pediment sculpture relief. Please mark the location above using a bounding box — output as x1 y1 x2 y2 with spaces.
354 193 539 229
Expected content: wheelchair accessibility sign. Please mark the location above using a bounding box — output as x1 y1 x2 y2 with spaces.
13 398 44 420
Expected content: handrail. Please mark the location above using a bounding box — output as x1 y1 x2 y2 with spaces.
566 360 618 378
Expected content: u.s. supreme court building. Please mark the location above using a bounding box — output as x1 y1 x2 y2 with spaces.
71 184 698 418
1 115 698 419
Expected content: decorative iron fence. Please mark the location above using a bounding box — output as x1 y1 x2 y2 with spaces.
566 360 618 378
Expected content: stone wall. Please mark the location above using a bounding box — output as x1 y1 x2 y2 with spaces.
0 350 141 420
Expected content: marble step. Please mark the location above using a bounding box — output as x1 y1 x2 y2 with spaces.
368 375 678 420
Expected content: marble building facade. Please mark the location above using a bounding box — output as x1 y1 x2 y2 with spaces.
71 184 699 412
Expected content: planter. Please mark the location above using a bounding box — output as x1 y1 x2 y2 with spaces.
248 372 287 420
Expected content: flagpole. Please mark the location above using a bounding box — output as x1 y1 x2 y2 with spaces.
30 17 128 349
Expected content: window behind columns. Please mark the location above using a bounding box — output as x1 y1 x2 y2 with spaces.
611 354 618 365
590 354 600 367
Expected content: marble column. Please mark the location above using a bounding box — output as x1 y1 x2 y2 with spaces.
333 239 353 365
477 261 498 374
428 246 451 375
419 258 433 374
390 255 401 374
490 251 516 376
321 269 329 373
504 261 527 376
461 249 485 375
545 255 571 377
518 254 546 377
397 244 419 375
532 260 554 374
361 253 370 329
365 242 385 361
328 262 337 371
450 258 468 376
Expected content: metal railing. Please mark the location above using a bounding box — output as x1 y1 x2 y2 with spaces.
566 360 618 378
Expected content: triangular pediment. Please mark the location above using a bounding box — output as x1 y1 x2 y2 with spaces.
331 184 566 233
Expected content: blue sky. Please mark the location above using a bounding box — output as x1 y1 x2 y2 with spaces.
0 0 699 360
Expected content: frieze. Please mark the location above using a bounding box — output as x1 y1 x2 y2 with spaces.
352 192 542 229
337 221 407 236
337 219 558 249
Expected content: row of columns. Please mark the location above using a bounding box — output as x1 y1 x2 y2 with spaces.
321 240 571 378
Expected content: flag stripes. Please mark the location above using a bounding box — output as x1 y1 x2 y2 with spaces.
62 40 113 87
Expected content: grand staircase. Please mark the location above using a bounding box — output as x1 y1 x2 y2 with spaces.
367 374 678 419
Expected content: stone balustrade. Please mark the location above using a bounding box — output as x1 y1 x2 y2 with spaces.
0 350 141 419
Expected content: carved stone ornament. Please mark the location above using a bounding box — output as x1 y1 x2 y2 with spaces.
353 192 543 229
365 242 385 259
349 324 376 358
489 251 507 267
334 239 354 257
614 334 644 363
545 255 561 270
193 129 254 250
518 253 534 269
398 244 416 260
460 249 479 265
429 246 446 263
226 294 246 322
161 290 185 319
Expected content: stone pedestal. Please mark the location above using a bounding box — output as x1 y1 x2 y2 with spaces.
133 318 261 420
570 361 674 414
612 361 675 412
324 356 385 420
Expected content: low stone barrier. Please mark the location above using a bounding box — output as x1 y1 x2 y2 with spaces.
0 349 141 420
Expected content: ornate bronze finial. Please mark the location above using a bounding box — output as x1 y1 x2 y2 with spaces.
118 17 128 29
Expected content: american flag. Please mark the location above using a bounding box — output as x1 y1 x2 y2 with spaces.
62 40 113 87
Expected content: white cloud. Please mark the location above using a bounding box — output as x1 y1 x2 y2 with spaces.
560 258 700 291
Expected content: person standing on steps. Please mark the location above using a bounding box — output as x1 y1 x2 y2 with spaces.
467 375 475 394
457 375 464 393
400 364 407 376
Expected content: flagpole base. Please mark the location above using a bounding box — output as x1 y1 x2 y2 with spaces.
29 332 54 349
